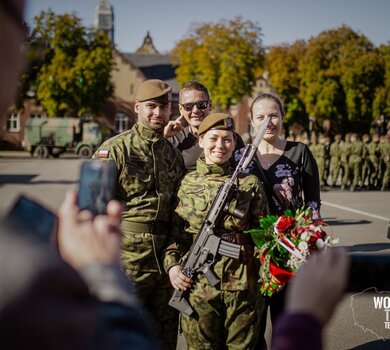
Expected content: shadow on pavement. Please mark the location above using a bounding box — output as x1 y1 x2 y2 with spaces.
323 218 372 226
0 175 76 185
0 174 37 184
341 243 390 253
348 339 390 349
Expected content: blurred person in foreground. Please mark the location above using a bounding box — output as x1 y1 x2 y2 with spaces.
0 1 159 348
271 249 349 350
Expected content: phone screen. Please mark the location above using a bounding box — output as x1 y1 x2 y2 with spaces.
77 160 117 216
6 195 57 242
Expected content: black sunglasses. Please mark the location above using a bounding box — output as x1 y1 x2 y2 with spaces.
0 0 28 36
180 100 209 112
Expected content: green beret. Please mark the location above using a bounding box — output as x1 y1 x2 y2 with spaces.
136 79 172 103
198 113 235 136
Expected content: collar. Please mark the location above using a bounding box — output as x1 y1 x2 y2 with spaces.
135 121 163 142
196 157 231 176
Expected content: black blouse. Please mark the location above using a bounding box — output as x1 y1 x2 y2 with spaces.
234 141 321 216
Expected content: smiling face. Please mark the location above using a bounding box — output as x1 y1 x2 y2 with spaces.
199 129 235 165
179 89 212 133
251 99 284 143
134 100 171 132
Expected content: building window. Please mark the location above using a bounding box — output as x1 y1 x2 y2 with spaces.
30 113 46 119
115 113 129 133
7 113 20 132
130 84 134 95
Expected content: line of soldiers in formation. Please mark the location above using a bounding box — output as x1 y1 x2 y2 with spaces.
308 133 390 191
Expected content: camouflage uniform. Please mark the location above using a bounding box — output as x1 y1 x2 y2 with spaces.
164 158 268 350
93 121 185 349
367 138 380 187
348 137 364 190
361 137 370 187
379 137 390 191
329 138 341 186
310 142 326 187
340 136 351 189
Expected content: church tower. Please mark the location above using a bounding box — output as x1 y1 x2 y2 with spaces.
136 31 159 54
94 0 114 43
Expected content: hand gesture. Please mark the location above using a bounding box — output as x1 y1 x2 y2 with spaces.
168 265 192 291
164 115 186 138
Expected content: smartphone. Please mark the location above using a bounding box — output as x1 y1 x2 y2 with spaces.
347 254 390 292
77 160 117 216
5 195 57 242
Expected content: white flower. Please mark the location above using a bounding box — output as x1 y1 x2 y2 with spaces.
298 241 309 251
316 238 325 249
300 232 308 240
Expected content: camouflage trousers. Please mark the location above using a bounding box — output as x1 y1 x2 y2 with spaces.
330 158 340 185
181 283 262 350
349 159 362 187
122 230 178 350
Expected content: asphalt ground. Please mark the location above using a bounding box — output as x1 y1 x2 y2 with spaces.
1 152 389 349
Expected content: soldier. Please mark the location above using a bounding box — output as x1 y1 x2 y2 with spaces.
379 135 390 191
164 81 245 170
361 134 370 188
348 133 364 191
367 134 381 188
164 113 268 350
93 79 185 350
340 133 352 190
329 134 342 187
164 81 213 170
310 134 326 188
323 136 331 186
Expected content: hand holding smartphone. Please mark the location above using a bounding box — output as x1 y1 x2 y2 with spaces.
5 195 57 242
77 160 117 216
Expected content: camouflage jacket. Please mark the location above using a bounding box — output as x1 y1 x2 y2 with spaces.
340 141 351 163
163 158 269 291
329 141 341 159
92 121 185 224
367 141 380 159
349 141 364 163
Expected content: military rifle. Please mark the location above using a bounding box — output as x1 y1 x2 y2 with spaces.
169 117 270 316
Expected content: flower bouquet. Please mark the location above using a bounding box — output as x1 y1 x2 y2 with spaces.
245 207 338 297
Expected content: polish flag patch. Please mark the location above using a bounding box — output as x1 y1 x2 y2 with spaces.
98 149 109 158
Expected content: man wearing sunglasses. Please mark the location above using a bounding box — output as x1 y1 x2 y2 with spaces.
165 81 245 170
164 81 212 170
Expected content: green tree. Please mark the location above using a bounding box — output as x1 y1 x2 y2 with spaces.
373 43 390 118
172 17 264 110
264 40 307 126
299 26 384 133
19 11 114 118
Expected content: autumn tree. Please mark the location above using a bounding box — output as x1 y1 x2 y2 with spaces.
373 43 390 118
299 26 384 133
172 17 264 110
264 40 307 126
19 11 114 118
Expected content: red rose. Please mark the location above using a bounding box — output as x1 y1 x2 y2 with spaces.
276 216 296 232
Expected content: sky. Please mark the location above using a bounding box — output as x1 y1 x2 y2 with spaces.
25 0 390 54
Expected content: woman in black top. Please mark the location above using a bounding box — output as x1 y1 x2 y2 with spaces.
235 93 321 349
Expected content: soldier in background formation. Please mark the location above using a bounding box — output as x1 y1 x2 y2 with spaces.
313 132 389 191
310 134 326 189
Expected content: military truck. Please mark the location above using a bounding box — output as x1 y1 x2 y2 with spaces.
23 118 106 159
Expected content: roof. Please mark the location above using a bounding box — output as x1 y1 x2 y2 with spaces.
121 53 179 94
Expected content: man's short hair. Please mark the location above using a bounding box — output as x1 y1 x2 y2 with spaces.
179 81 210 102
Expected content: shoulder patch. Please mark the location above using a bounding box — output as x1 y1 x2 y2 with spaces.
98 149 109 158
